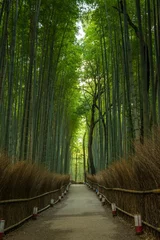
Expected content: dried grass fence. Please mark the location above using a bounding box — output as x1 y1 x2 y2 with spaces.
87 135 160 238
0 154 70 232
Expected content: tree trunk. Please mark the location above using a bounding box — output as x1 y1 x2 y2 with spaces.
88 103 96 175
83 132 86 182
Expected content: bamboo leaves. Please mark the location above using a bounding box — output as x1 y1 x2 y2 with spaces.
0 0 82 174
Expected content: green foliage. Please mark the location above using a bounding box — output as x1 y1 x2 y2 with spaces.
0 0 159 179
0 0 83 175
77 0 160 175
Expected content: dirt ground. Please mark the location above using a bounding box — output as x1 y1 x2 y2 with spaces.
4 184 155 240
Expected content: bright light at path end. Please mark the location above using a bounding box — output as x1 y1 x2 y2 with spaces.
76 21 85 40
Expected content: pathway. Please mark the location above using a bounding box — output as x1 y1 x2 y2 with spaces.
5 184 146 240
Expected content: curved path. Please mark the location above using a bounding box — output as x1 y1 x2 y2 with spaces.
5 184 146 240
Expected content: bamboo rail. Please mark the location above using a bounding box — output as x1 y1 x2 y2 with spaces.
4 199 60 232
86 180 160 234
88 181 160 194
0 183 70 233
0 185 66 204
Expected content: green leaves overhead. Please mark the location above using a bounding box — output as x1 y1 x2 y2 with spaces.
0 0 82 174
0 0 159 178
79 0 160 175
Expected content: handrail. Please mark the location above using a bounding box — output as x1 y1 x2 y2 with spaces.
0 184 67 204
86 180 160 233
4 198 60 232
88 181 160 194
4 184 69 232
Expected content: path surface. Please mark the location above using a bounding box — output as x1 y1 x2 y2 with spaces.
5 184 147 240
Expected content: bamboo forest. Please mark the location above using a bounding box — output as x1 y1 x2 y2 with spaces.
1 0 160 175
0 0 160 238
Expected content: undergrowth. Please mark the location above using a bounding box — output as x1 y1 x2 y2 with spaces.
88 134 160 190
87 131 160 238
0 154 70 200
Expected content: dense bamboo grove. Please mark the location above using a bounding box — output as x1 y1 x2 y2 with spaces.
0 1 160 237
81 0 160 174
0 0 84 173
0 0 160 176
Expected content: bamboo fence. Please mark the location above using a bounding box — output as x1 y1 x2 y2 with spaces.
86 180 160 237
0 183 71 233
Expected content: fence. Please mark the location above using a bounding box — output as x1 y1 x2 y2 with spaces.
0 183 71 233
86 179 160 237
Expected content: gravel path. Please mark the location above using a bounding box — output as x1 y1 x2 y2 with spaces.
4 184 149 240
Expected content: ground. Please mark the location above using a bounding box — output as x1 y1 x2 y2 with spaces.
4 184 155 240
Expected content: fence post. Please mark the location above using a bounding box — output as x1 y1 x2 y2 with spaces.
102 197 106 206
32 207 38 220
134 214 143 234
111 203 117 217
50 199 54 207
99 194 102 201
0 220 5 240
